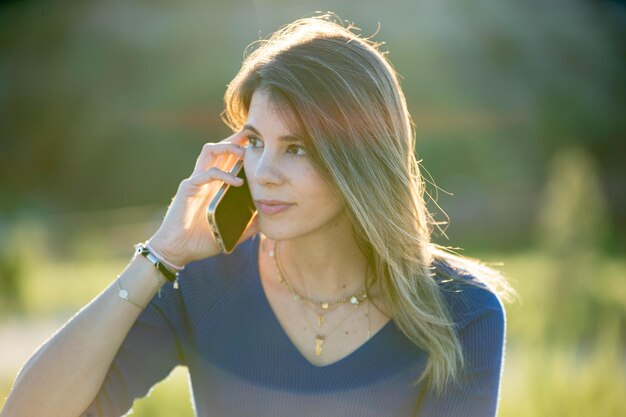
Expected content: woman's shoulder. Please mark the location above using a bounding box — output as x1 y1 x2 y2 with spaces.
431 255 506 327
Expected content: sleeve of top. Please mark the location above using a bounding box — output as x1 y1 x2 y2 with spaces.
79 284 185 417
417 288 506 417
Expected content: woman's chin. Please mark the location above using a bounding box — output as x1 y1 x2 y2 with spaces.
257 220 297 242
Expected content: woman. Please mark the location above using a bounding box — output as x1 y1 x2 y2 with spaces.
1 14 514 417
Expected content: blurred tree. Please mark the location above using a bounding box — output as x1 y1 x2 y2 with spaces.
537 147 608 257
0 222 25 314
535 146 624 346
0 255 22 313
0 0 624 250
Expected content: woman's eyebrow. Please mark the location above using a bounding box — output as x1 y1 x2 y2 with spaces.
243 123 301 143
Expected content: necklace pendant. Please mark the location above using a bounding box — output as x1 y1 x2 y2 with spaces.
318 315 325 327
350 296 358 304
321 302 329 310
315 335 325 356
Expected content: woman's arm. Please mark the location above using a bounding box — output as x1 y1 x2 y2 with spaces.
1 134 255 417
0 256 166 417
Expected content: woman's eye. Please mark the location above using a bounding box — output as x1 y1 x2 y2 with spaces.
287 144 307 156
247 136 262 148
246 136 305 156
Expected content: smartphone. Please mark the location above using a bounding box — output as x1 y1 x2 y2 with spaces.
206 160 257 254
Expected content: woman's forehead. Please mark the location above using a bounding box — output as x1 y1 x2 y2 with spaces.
246 90 306 140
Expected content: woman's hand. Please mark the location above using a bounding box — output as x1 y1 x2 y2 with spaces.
147 131 259 267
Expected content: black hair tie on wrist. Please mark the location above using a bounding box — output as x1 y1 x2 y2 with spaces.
135 243 178 283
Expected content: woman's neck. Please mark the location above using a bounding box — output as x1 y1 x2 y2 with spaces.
266 217 369 300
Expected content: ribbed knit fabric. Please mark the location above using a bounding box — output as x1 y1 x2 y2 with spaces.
83 234 506 417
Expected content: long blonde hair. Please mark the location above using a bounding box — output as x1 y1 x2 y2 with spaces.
223 13 515 392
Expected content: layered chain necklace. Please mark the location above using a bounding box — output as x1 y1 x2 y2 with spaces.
270 241 375 357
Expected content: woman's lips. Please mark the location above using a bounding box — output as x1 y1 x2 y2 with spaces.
255 200 294 215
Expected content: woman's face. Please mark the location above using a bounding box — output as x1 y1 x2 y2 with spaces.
243 90 347 241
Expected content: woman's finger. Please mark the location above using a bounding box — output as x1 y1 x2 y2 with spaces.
193 130 249 175
192 141 246 176
183 166 244 190
226 130 250 147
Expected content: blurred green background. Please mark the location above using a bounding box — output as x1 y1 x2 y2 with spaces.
1 0 625 416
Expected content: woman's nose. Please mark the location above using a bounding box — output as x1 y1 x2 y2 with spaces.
250 151 284 187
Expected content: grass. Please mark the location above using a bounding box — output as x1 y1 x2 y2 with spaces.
1 247 624 416
131 367 195 417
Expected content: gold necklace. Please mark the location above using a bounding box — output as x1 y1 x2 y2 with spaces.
297 297 363 356
271 241 373 356
271 241 371 309
299 296 343 327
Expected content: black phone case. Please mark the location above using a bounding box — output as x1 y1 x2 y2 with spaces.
207 163 257 253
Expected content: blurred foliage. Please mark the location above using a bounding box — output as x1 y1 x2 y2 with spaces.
537 147 609 258
534 147 625 346
1 0 625 252
0 250 22 314
1 1 625 416
1 237 624 416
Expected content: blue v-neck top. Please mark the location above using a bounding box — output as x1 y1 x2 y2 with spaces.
84 234 506 416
